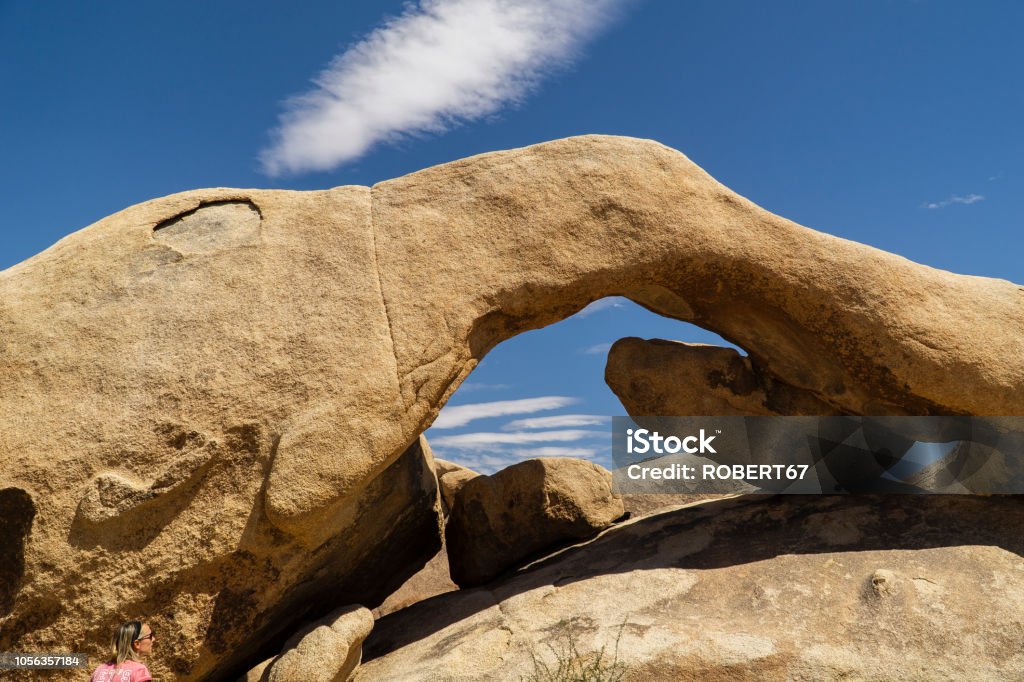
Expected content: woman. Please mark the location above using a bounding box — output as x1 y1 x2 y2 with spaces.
88 621 154 682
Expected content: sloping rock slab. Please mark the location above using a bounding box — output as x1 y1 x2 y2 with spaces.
372 544 459 619
358 495 1024 681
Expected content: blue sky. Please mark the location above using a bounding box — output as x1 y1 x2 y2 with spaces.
2 1 1021 472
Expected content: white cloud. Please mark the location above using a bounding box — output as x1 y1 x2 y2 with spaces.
430 429 600 448
580 342 613 355
439 447 606 474
574 296 628 318
260 0 627 175
432 396 578 429
458 382 511 392
922 193 985 209
508 446 598 457
448 452 525 473
503 414 609 430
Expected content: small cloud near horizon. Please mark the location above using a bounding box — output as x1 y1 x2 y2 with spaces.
580 342 613 355
922 193 984 209
260 0 629 175
443 448 606 474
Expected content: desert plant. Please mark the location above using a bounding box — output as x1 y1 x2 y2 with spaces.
520 617 627 682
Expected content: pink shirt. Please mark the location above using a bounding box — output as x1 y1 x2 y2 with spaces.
89 660 152 682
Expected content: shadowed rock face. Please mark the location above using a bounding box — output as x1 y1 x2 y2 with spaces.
1 135 1021 679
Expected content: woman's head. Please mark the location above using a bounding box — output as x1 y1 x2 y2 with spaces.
111 621 155 664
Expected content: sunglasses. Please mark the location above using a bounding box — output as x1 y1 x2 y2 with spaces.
136 631 156 641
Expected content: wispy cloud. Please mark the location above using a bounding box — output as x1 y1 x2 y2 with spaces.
503 414 609 430
575 296 628 318
448 447 597 472
449 453 525 473
260 0 628 175
432 396 579 429
458 382 511 393
508 446 598 457
922 193 985 209
580 342 613 355
444 446 610 474
429 422 612 474
430 428 601 448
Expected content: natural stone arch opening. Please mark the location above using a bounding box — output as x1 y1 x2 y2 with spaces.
426 295 739 473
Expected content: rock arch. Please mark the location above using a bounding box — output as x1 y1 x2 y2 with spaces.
1 135 1020 679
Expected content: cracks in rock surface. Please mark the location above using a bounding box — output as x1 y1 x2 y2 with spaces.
368 185 404 412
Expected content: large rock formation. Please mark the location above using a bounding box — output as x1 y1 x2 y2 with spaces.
1 135 1022 678
358 495 1024 681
